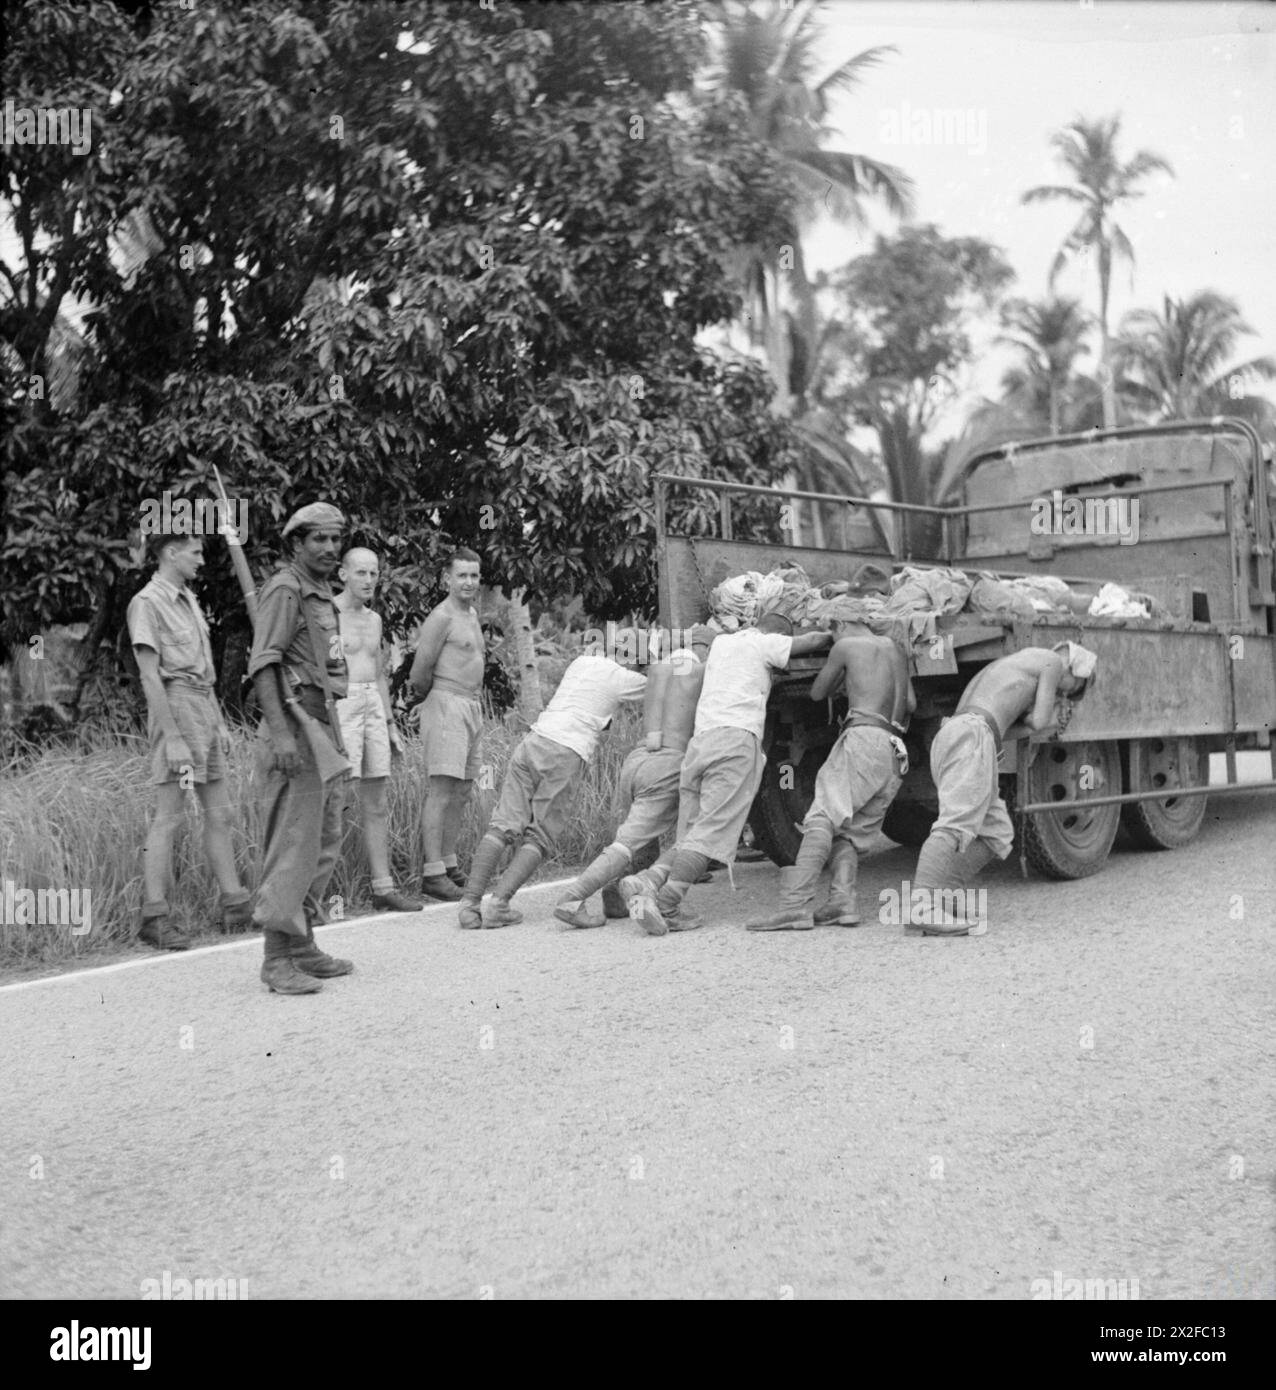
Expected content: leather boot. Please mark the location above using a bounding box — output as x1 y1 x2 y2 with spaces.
814 841 861 926
745 866 816 931
291 922 354 977
219 890 254 934
421 873 464 902
138 900 189 951
558 843 631 926
260 929 322 994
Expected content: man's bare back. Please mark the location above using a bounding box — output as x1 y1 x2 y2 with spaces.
810 628 913 726
646 648 711 747
958 647 1071 737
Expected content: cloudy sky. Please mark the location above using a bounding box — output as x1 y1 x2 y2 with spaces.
803 0 1276 416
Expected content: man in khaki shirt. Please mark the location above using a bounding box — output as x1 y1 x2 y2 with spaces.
248 502 355 994
127 529 252 949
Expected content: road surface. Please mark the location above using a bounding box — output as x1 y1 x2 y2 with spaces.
2 784 1273 1300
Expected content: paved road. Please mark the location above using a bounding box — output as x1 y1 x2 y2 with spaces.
3 787 1273 1300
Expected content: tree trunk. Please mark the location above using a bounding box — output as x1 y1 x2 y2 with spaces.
1098 251 1116 429
508 588 542 723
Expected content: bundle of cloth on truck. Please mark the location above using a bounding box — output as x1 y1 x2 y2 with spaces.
705 562 1158 649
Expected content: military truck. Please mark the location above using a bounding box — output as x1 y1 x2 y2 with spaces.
653 419 1276 879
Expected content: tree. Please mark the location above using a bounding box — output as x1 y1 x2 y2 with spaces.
2 0 801 711
997 295 1095 436
1022 114 1173 429
1113 290 1276 421
703 0 913 409
815 223 1014 554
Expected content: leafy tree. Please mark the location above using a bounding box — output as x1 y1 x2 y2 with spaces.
703 0 912 408
996 295 1097 436
814 223 1014 553
1113 290 1276 422
2 0 800 711
1021 114 1173 428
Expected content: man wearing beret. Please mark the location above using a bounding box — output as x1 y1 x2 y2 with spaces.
248 502 355 993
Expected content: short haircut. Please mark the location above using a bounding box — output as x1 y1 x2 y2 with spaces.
446 547 481 571
341 546 379 567
756 612 794 635
144 529 199 567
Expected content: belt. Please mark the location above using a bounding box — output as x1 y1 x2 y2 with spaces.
658 737 689 756
289 682 332 724
949 706 1004 759
429 676 482 702
839 707 906 736
163 676 215 693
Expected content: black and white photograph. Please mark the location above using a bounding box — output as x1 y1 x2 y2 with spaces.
1 0 1273 1335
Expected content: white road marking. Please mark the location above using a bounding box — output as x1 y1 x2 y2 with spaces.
0 874 581 993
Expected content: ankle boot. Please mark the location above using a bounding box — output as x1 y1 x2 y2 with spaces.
814 842 861 925
291 922 354 977
745 866 816 931
260 929 322 994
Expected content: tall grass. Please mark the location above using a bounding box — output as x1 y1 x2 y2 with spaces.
0 705 644 967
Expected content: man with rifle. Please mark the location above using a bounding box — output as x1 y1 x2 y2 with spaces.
246 502 356 994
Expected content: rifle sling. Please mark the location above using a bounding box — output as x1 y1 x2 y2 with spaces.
297 591 348 757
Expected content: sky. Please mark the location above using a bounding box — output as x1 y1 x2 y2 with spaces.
801 0 1276 421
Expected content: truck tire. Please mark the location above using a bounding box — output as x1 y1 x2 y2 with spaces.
747 745 822 867
1120 736 1209 850
1018 739 1122 880
881 801 938 847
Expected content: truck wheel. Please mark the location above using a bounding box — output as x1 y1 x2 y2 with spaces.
1019 739 1121 880
1120 736 1209 850
882 801 938 847
747 745 822 867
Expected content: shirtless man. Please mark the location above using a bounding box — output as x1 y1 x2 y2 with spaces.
911 641 1097 936
410 548 485 901
746 622 914 931
335 548 423 913
553 627 716 929
619 613 833 935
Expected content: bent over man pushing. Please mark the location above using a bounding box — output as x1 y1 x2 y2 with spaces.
911 642 1096 937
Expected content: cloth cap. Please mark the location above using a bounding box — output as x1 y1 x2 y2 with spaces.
282 502 345 538
1053 641 1098 684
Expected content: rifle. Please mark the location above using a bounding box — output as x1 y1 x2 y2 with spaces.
210 464 349 784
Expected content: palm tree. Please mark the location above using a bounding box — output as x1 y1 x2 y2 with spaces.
996 295 1094 435
1113 290 1276 421
705 0 914 409
1022 114 1173 428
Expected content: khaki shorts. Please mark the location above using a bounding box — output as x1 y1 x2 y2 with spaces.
929 712 1015 858
488 731 584 856
335 682 391 779
420 687 483 780
675 726 765 864
802 725 905 851
148 684 225 786
613 745 682 852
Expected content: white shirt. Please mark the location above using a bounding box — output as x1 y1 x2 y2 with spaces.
693 629 792 741
533 655 647 761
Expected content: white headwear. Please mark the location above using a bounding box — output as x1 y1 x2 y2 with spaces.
1053 641 1098 684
